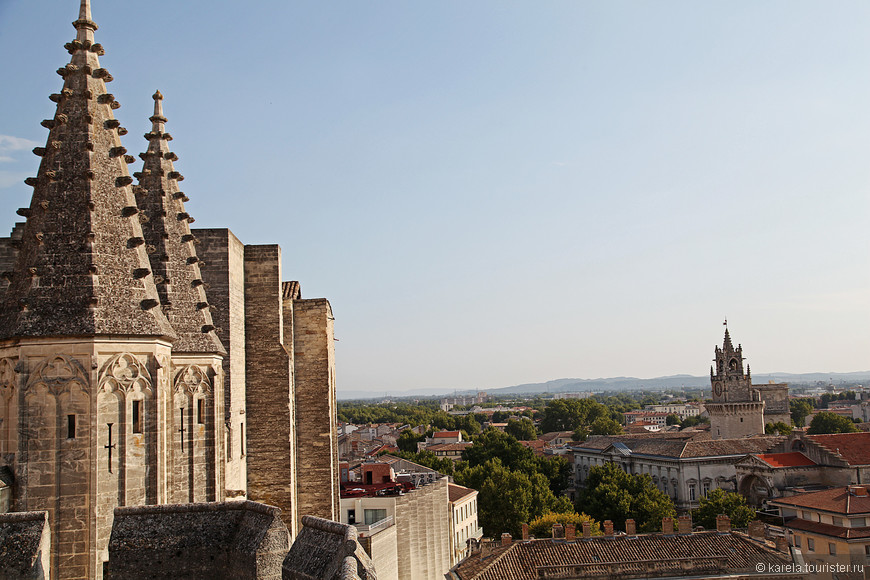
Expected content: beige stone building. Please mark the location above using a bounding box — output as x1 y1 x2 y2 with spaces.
0 2 339 578
448 483 481 566
341 463 452 580
706 327 790 440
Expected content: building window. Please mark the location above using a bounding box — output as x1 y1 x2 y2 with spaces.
829 543 837 555
132 400 142 434
196 399 205 425
807 538 814 552
67 414 76 439
865 545 870 556
793 535 801 547
832 517 843 526
347 509 356 525
702 481 711 497
364 509 387 525
240 422 245 456
689 485 696 502
851 517 866 527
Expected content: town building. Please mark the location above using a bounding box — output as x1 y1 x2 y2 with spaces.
770 485 870 577
573 433 782 510
340 462 452 580
0 2 339 578
706 328 790 439
448 484 482 567
736 431 870 506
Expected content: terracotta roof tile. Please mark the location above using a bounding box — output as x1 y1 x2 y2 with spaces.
806 432 870 466
451 532 794 580
448 483 476 503
755 452 815 468
770 486 870 515
785 518 870 539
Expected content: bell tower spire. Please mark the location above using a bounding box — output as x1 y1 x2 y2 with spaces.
73 0 97 43
134 91 225 354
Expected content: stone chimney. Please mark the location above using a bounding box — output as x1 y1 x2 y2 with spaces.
625 519 636 536
677 515 692 535
603 520 614 537
748 520 765 539
565 524 576 541
716 515 731 533
582 521 591 539
552 524 564 539
501 533 512 546
775 536 789 553
662 517 674 535
521 523 529 541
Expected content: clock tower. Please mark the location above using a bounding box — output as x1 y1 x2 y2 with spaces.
706 326 765 439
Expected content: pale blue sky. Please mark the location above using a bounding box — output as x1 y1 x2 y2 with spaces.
1 1 868 395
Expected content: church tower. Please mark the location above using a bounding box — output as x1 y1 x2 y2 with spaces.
706 326 765 439
0 2 225 577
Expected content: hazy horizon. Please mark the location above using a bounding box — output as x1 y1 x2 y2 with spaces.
1 1 868 393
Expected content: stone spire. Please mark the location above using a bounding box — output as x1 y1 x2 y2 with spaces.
134 91 225 354
723 327 733 351
0 0 176 340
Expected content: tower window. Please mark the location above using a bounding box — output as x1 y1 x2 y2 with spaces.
132 400 143 434
196 399 204 425
240 422 245 456
67 414 76 439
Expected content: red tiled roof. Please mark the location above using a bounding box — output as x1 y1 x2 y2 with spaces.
448 483 477 503
785 518 870 539
755 452 816 468
806 432 870 466
434 431 461 438
770 486 870 515
450 532 794 580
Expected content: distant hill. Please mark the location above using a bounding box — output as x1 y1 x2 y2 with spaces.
337 371 870 400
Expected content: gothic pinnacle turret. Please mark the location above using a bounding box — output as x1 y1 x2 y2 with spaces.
134 91 225 354
0 0 176 340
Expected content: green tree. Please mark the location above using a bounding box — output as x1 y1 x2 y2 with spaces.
397 429 423 453
575 462 676 532
692 488 755 529
462 428 535 472
534 455 573 497
665 414 681 426
790 399 814 427
528 512 600 539
454 458 572 538
681 415 709 428
505 418 537 441
765 421 792 436
807 412 859 434
540 398 608 433
588 416 624 436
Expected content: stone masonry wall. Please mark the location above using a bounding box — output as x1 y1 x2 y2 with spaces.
194 229 247 498
0 223 25 292
393 478 451 580
291 298 339 522
243 246 298 536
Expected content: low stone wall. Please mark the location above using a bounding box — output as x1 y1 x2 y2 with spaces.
106 500 289 579
0 510 50 580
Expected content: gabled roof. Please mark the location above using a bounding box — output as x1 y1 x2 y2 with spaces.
806 432 870 466
770 486 870 515
448 483 476 503
0 0 175 341
433 431 461 438
755 452 816 468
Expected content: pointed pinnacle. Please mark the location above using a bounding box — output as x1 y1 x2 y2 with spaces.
150 90 167 133
73 0 98 42
79 0 92 22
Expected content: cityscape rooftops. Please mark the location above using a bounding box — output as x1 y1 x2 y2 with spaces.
769 485 870 515
806 432 870 466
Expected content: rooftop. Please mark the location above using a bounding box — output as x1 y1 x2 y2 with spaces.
806 432 870 466
754 452 816 468
448 483 477 503
448 531 794 580
769 485 870 515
